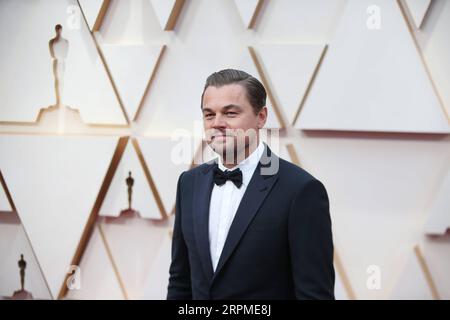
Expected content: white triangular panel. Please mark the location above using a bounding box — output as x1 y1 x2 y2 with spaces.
99 139 162 220
65 224 125 299
233 0 260 28
297 0 450 133
391 248 434 299
0 135 118 297
99 217 170 299
78 0 104 31
0 0 127 124
149 0 176 30
64 1 126 125
421 239 450 298
405 0 432 29
142 220 173 299
425 170 450 235
95 0 148 44
101 45 163 120
0 1 53 122
0 176 13 212
334 266 351 300
138 137 193 216
258 44 326 125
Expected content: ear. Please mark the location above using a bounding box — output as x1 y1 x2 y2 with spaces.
257 106 268 129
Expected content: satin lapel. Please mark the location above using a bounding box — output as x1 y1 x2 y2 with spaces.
193 161 216 282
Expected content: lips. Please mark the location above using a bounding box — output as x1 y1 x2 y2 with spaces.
212 134 232 141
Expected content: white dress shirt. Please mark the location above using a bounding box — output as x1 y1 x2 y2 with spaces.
208 141 265 271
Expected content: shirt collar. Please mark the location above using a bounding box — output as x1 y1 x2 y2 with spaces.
216 140 265 186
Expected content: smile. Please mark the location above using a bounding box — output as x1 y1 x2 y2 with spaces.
212 135 233 140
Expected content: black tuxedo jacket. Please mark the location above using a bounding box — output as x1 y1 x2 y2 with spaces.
167 144 334 299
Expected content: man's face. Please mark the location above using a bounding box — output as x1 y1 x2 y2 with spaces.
202 84 267 159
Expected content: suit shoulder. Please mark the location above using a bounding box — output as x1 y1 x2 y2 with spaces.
278 157 320 186
275 157 329 203
177 160 214 182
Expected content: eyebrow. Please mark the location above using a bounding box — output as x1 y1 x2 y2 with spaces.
202 104 243 113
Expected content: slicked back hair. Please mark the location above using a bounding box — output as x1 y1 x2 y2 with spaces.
200 69 267 115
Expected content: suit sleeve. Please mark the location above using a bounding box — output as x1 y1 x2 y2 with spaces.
167 172 192 300
288 178 335 300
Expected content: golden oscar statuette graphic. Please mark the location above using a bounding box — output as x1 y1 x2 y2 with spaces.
11 254 33 300
119 171 140 218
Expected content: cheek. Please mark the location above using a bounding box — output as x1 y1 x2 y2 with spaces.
234 116 257 130
203 119 213 129
203 122 213 137
229 120 257 138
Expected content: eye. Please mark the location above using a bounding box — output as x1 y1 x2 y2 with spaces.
204 113 214 119
225 112 237 116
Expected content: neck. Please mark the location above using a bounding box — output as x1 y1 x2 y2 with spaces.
221 137 259 169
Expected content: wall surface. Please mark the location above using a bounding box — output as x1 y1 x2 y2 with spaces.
0 0 449 299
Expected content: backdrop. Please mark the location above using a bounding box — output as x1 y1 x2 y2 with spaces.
0 0 449 300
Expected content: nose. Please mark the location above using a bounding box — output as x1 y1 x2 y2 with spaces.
211 114 227 129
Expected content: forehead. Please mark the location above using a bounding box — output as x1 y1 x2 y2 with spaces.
202 84 250 109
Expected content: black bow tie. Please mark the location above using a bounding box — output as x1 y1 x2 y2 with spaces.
213 166 243 188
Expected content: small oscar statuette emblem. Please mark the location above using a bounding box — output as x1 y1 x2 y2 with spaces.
119 171 140 218
12 254 33 299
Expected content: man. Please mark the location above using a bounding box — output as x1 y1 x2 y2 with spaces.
167 69 334 299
